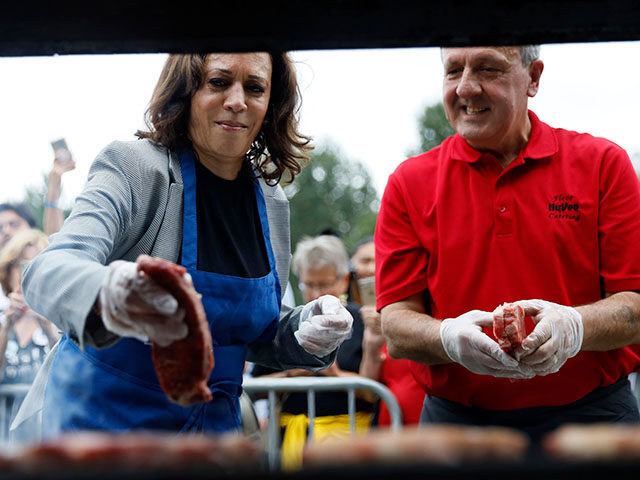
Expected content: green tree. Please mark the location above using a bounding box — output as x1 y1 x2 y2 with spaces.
408 101 455 156
285 142 379 302
21 174 48 231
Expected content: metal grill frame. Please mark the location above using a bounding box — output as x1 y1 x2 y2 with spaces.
0 384 33 444
243 376 403 470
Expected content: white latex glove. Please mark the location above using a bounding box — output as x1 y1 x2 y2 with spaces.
99 260 188 347
440 310 535 379
512 299 583 376
294 295 353 358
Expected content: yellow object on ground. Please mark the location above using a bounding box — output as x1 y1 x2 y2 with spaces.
279 411 371 470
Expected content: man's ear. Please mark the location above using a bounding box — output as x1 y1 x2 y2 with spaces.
527 60 544 98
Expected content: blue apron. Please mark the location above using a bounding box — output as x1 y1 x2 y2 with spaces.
42 151 281 437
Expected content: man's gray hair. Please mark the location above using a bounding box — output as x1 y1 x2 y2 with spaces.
520 45 541 66
292 235 350 277
439 45 541 66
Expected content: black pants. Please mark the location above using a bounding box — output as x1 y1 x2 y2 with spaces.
420 377 640 446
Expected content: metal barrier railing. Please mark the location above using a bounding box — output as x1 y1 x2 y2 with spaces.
0 384 32 443
243 376 403 470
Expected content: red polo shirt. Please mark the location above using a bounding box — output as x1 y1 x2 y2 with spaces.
375 111 640 410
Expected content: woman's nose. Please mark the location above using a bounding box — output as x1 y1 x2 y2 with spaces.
224 83 247 113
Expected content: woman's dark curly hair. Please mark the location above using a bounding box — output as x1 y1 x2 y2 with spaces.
136 53 312 184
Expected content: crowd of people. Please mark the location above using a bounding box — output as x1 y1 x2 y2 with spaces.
0 45 638 470
0 146 75 441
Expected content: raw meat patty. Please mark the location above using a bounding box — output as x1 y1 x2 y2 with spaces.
493 303 526 353
136 255 213 406
543 424 640 461
13 431 260 473
303 425 529 466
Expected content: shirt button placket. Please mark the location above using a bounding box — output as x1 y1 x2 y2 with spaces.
494 179 513 237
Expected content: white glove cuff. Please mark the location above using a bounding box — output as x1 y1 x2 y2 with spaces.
568 307 584 358
439 318 457 363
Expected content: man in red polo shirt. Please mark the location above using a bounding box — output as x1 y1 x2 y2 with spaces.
375 45 640 440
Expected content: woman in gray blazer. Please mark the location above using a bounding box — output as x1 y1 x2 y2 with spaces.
19 52 353 437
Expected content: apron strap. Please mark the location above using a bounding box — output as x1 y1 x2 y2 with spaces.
252 180 282 308
178 150 198 270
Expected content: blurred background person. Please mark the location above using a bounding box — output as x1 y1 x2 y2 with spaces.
352 236 423 427
0 204 36 314
0 204 35 252
0 229 60 442
252 234 372 470
350 236 375 280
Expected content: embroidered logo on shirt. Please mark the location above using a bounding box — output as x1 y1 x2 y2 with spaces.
548 194 581 222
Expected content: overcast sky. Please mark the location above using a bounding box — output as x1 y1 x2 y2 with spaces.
1 41 639 208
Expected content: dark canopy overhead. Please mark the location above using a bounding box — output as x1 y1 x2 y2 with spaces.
2 0 640 56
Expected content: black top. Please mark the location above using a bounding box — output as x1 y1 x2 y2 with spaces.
194 160 269 278
252 302 373 415
1 327 50 385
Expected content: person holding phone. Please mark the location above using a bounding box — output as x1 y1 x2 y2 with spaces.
44 139 76 236
18 53 353 438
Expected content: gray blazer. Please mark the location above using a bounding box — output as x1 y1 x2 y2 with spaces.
14 139 334 434
23 139 332 369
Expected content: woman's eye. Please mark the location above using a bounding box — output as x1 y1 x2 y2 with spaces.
246 84 265 94
209 78 227 87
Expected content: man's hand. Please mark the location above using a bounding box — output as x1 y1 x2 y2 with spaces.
512 299 583 376
360 305 386 356
317 360 343 377
294 295 353 357
360 305 382 335
284 368 314 378
99 260 188 347
440 310 535 379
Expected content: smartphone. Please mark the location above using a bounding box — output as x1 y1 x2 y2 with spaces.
357 276 376 306
50 138 68 152
50 138 72 163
